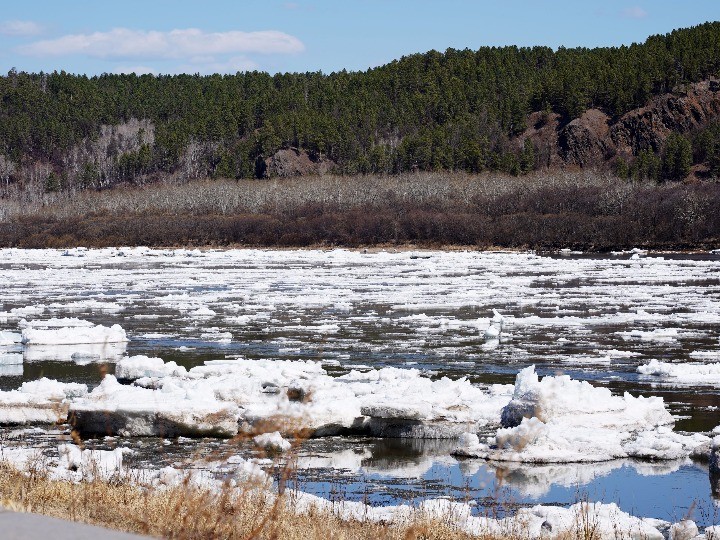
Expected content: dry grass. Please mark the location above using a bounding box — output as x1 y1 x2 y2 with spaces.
0 462 487 540
0 170 627 220
2 170 718 250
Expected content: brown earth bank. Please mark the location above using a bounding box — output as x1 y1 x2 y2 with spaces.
1 171 718 252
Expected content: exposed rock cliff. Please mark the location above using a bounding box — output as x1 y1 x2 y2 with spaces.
518 80 720 169
611 80 720 158
262 148 334 178
559 109 613 167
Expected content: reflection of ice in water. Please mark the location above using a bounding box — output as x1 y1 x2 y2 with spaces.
295 438 697 505
0 353 23 377
484 459 686 498
297 448 371 471
23 342 127 363
358 439 459 479
296 438 458 479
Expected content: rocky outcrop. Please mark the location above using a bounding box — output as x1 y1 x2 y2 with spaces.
262 148 334 178
611 80 720 158
517 79 720 169
518 112 563 168
558 109 613 166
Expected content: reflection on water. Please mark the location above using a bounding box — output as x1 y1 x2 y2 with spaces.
1 248 720 521
291 437 718 524
8 427 714 524
23 342 127 363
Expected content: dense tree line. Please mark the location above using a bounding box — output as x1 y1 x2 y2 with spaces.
1 22 720 191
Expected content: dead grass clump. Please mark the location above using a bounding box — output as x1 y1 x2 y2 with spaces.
0 462 489 539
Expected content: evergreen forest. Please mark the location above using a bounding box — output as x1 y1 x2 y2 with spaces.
1 22 720 192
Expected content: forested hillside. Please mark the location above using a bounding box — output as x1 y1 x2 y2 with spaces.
1 22 720 196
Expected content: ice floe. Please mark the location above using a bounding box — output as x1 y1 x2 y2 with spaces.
199 328 232 342
189 306 216 318
69 375 240 437
0 378 87 424
18 317 95 329
254 431 292 452
7 318 131 362
638 359 720 385
59 355 711 463
21 321 128 345
616 328 687 342
500 365 672 430
68 356 514 439
0 330 21 345
453 366 707 463
483 309 505 341
115 355 187 381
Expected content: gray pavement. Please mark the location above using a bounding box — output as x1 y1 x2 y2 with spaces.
0 510 150 539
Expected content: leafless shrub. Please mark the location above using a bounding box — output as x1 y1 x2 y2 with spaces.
1 170 719 250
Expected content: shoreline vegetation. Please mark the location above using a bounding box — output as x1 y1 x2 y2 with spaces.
0 457 675 540
1 171 718 251
0 462 479 540
0 451 541 540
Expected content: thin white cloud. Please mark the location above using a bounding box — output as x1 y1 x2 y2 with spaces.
17 28 304 59
621 6 648 19
0 20 43 36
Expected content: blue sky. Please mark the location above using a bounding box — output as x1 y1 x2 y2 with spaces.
0 1 718 76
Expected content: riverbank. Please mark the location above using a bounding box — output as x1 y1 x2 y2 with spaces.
1 172 718 251
0 454 694 540
0 461 486 540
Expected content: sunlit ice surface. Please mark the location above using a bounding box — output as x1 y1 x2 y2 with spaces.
1 247 719 523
